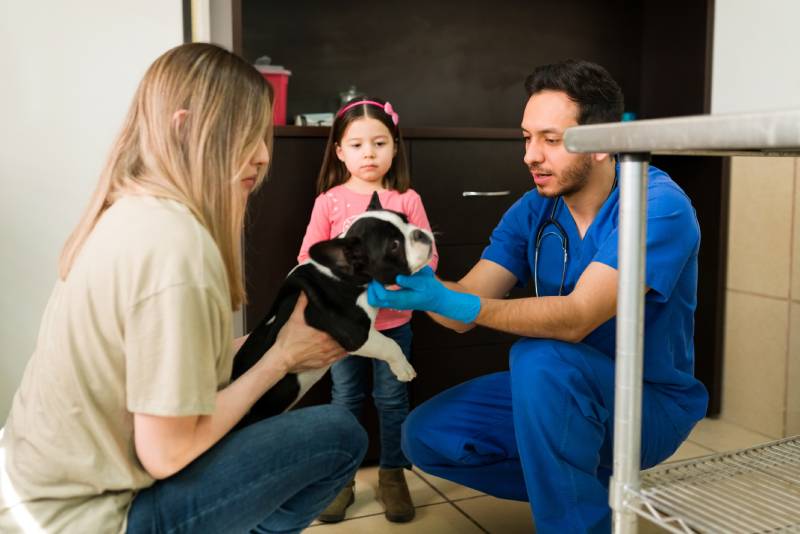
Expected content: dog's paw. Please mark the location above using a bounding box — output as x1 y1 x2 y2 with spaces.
390 360 416 382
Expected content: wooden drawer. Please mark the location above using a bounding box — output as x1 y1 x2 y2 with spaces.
409 138 532 246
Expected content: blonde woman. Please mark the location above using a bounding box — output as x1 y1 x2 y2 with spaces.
0 43 367 534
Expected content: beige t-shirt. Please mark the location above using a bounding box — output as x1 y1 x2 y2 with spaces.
0 196 233 533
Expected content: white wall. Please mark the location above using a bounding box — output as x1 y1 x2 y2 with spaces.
712 1 800 436
0 1 183 421
712 0 800 113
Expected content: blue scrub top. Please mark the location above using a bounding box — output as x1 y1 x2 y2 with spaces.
482 163 708 416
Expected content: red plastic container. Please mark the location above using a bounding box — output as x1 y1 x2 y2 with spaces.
257 65 291 126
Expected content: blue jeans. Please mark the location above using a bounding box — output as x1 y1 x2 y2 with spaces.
126 404 368 534
330 322 412 469
402 339 705 534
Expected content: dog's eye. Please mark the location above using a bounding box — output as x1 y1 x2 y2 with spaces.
390 239 401 252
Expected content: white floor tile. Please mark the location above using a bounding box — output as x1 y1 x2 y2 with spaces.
304 502 484 533
689 417 773 452
662 439 716 463
455 495 534 533
305 418 778 533
309 466 446 524
413 466 484 501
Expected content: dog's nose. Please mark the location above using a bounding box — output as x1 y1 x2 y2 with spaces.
411 229 432 245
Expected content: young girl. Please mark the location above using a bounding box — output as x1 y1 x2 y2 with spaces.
0 43 367 534
298 97 439 524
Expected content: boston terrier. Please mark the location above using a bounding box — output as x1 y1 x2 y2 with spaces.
231 192 434 427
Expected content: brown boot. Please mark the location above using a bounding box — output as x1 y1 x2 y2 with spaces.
317 479 355 523
377 467 415 522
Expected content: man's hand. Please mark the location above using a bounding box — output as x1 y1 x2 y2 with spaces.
367 266 481 324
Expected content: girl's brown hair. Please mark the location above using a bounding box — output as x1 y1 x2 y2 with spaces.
316 97 410 194
58 42 273 310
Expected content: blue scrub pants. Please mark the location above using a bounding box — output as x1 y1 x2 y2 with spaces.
402 339 698 533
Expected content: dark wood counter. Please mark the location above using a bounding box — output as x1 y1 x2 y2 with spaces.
275 125 523 140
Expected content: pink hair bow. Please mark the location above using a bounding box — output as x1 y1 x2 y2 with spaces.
383 102 399 126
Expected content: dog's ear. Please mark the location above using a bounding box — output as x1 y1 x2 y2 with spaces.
309 237 369 280
367 191 382 211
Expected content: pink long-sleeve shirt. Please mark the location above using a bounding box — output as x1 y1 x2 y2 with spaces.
298 184 439 331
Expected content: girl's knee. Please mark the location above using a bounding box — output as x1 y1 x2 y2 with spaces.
372 386 409 411
331 383 368 405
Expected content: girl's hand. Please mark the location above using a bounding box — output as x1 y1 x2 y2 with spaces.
270 292 347 373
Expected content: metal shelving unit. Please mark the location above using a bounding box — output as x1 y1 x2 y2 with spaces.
564 108 800 534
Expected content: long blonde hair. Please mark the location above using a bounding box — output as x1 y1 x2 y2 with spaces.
59 43 273 310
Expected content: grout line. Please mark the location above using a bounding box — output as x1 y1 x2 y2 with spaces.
684 439 716 452
787 158 799 436
445 494 489 503
725 287 791 302
698 417 776 443
411 467 490 533
446 500 492 533
308 500 479 530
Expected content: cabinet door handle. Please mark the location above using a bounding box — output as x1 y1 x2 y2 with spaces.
462 190 511 197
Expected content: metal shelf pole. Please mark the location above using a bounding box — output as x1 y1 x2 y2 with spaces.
611 154 651 534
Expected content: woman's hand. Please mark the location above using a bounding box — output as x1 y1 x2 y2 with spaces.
269 292 347 373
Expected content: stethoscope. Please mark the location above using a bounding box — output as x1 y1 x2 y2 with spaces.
533 174 618 297
533 198 569 297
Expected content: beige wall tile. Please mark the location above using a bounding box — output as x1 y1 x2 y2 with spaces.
727 157 794 298
722 291 788 437
787 303 800 435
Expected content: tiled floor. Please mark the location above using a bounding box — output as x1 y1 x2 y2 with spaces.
303 417 775 533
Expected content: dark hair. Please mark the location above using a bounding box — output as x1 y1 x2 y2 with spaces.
524 59 624 125
316 96 411 194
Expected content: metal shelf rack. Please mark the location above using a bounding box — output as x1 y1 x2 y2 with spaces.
564 108 800 534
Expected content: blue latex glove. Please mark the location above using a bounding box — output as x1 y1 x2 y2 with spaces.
367 266 481 324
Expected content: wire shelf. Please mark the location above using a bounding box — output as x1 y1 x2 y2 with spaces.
627 436 800 533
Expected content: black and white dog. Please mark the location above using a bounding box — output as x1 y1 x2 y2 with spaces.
232 193 434 426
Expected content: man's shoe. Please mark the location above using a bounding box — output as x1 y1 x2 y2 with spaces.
317 479 355 523
377 467 415 522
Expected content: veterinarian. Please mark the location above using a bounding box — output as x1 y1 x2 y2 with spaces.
0 43 367 534
368 59 709 533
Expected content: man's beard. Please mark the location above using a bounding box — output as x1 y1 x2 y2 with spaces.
533 154 592 198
